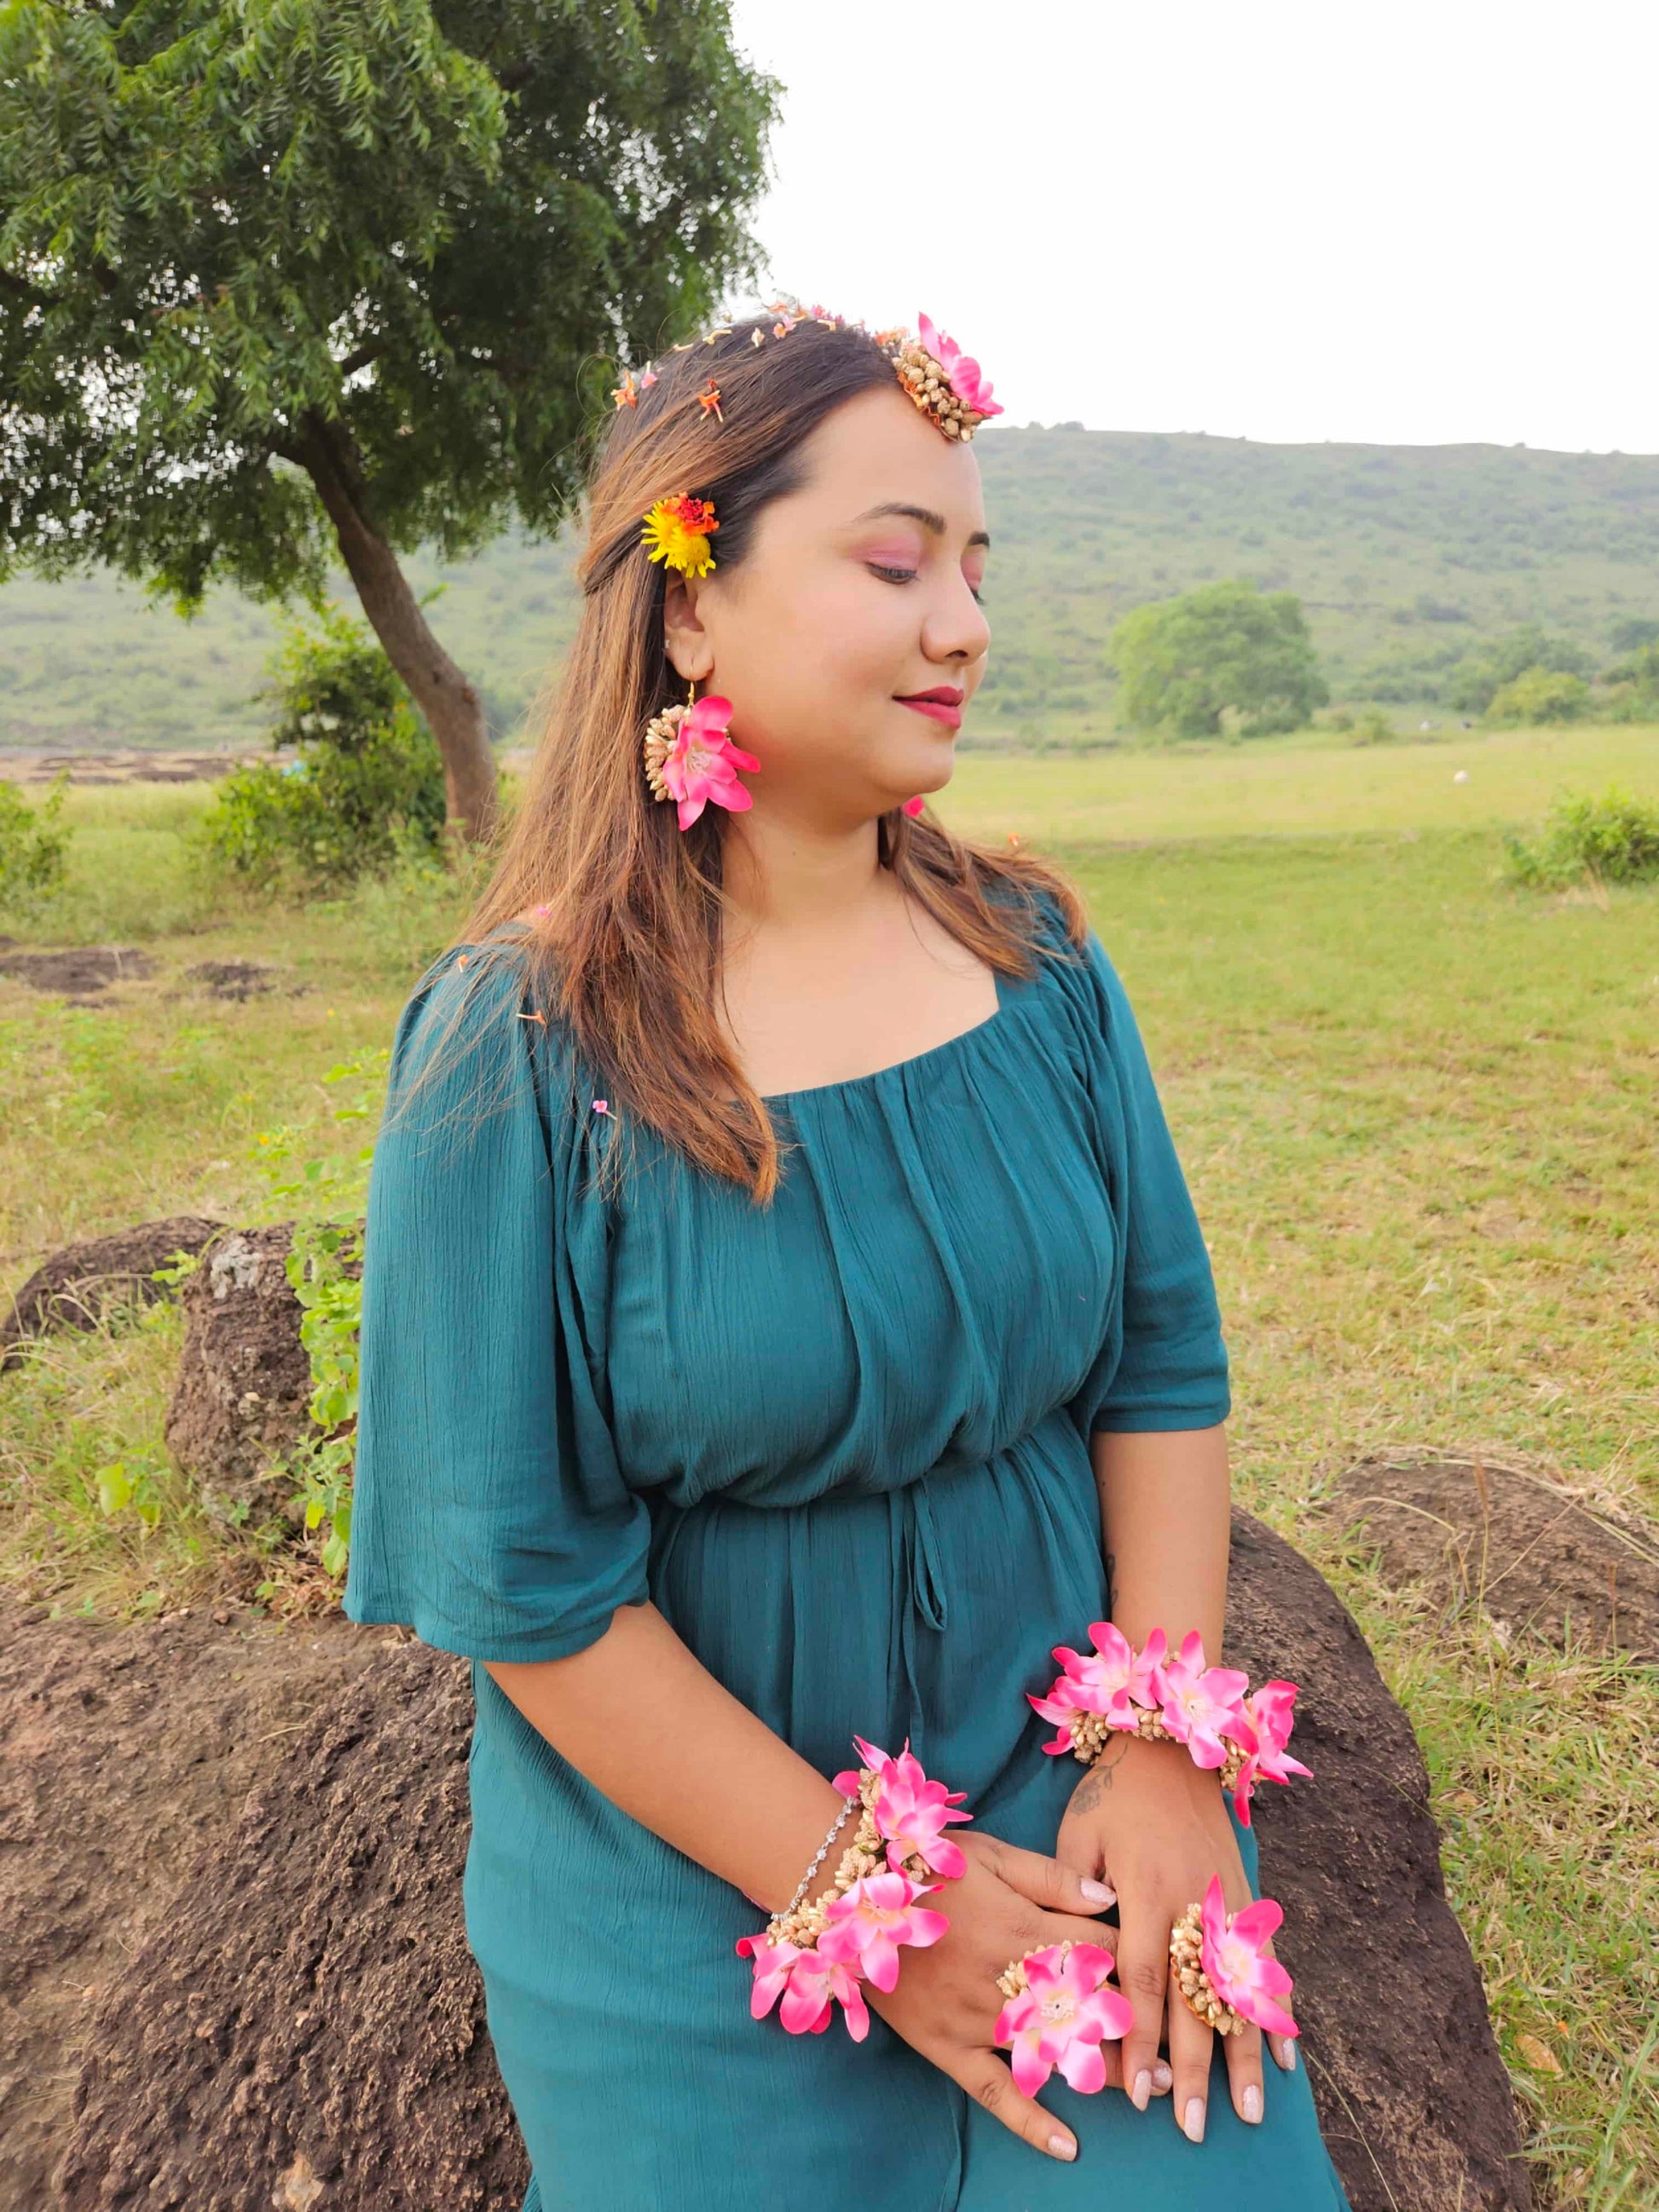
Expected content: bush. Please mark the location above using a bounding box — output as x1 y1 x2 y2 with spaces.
1349 707 1397 746
194 609 447 895
0 775 72 918
1448 627 1595 716
1504 787 1659 889
1485 667 1591 727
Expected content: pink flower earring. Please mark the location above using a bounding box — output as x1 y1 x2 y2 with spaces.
642 673 761 830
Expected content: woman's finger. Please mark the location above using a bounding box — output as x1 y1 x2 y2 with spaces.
984 1834 1116 1918
1165 1944 1215 2143
945 2047 1078 2164
1110 1899 1172 2114
1222 2015 1266 2127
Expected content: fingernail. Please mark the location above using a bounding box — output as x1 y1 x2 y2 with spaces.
1080 1878 1114 1903
1152 2060 1173 2093
1131 2069 1152 2112
1278 2037 1297 2072
1182 2097 1205 2143
1049 2133 1076 2161
1242 2083 1263 2123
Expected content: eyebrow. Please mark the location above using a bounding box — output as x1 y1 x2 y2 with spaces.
848 500 991 550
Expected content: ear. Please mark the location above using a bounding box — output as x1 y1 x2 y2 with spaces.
662 571 717 687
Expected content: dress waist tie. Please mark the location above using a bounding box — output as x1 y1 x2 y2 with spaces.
887 1479 950 1762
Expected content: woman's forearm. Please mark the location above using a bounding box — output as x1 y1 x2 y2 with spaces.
1089 1423 1231 1656
482 1599 847 1914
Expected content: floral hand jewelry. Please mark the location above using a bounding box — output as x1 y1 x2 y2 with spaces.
736 1736 973 2041
1027 1624 1312 1827
993 1938 1135 2095
1170 1874 1300 2041
642 678 760 830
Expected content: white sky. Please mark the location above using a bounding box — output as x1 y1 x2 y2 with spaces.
726 0 1659 453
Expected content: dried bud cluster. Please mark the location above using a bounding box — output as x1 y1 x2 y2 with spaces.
883 338 987 441
766 1768 934 1953
1065 1706 1247 1792
1169 1902 1246 2036
994 1932 1087 2004
642 703 685 802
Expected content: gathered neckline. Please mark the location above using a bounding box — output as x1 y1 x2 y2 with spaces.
477 919 1047 1110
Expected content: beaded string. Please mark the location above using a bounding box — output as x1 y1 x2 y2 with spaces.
777 1795 857 1923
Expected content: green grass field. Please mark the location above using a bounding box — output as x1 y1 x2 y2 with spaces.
3 725 1656 2205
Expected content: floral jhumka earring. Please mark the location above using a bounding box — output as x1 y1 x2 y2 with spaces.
625 307 1003 831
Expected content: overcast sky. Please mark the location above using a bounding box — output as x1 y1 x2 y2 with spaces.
725 0 1658 453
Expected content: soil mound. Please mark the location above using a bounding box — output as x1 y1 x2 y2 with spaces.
163 1224 311 1524
180 960 280 1002
1333 1453 1659 1661
4 1518 1530 2212
2 1216 224 1370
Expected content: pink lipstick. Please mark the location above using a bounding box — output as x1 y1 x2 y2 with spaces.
895 685 964 731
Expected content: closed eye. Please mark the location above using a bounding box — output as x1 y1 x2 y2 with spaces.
868 562 985 605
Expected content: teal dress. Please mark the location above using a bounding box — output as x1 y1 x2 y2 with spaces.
343 895 1351 2212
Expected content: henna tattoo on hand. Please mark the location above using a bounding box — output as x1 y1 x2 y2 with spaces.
1069 1735 1132 1815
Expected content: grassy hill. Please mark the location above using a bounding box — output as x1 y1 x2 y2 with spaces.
4 430 1658 754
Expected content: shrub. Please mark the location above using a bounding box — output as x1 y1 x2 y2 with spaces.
0 775 72 917
1504 787 1659 889
1449 627 1596 715
1485 667 1591 726
1349 707 1396 746
195 609 447 895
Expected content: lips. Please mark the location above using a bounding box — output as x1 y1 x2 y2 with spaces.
896 685 964 731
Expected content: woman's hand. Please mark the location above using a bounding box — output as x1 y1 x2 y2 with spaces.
864 1830 1119 2164
1054 1734 1297 2142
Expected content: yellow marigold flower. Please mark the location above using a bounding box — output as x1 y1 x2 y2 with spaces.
640 494 719 578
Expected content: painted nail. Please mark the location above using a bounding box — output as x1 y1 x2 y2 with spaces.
1131 2070 1152 2112
1242 2082 1263 2123
1152 2060 1173 2093
1182 2097 1206 2143
1049 2133 1076 2161
1080 1878 1115 1904
1278 2036 1297 2072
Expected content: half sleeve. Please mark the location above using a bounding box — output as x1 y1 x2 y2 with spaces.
342 950 652 1662
1066 927 1232 1435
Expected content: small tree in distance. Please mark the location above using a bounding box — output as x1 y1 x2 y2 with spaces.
0 1 779 840
1109 580 1328 741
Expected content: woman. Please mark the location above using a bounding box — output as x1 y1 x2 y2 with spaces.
344 303 1351 2209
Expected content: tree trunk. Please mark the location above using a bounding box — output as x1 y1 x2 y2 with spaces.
292 419 499 843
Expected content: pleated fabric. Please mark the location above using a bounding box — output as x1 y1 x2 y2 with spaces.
344 894 1351 2211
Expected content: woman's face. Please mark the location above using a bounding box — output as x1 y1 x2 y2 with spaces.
664 382 991 827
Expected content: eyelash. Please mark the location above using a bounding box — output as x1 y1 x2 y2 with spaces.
868 562 985 605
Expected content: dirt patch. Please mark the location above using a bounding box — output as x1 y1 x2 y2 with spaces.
0 945 158 998
0 1600 404 2211
0 749 258 786
164 1225 312 1525
1332 1453 1659 1661
180 960 280 1003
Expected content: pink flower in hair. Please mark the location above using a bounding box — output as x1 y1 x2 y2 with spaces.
1153 1631 1251 1770
1027 1624 1166 1752
832 1736 974 1879
903 794 925 818
917 311 1003 420
1199 1874 1299 2039
656 694 760 829
818 1869 950 1991
994 1941 1134 2097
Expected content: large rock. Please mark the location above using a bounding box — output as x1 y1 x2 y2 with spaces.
36 1519 1529 2212
1228 1512 1530 2210
1 1216 223 1370
163 1224 311 1524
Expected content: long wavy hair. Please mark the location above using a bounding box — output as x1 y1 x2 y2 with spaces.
460 309 1089 1203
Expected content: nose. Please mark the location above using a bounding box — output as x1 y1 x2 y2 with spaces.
923 572 991 667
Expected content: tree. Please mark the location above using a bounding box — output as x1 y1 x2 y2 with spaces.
1484 666 1590 726
1108 580 1327 741
0 2 778 839
1448 627 1595 717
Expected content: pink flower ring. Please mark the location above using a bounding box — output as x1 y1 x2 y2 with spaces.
993 1940 1134 2098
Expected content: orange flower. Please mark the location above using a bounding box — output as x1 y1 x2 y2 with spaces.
640 494 720 578
697 379 725 423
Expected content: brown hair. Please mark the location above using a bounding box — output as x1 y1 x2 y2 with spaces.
461 309 1089 1202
